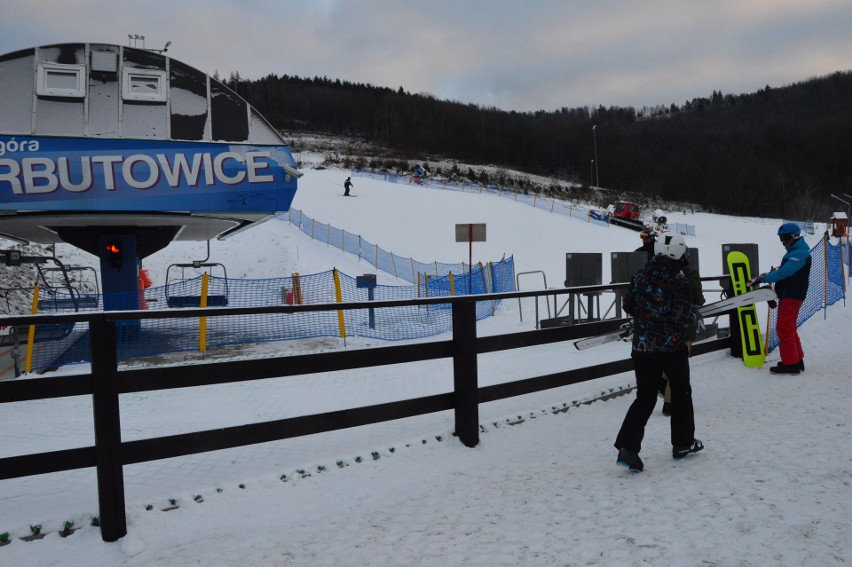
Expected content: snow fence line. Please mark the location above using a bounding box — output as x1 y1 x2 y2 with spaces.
352 168 697 236
279 207 515 284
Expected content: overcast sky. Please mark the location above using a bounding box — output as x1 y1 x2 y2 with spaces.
2 0 851 112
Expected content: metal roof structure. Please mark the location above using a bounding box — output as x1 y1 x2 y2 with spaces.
0 42 300 257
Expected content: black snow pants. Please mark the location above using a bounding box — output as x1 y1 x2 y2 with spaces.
614 347 695 453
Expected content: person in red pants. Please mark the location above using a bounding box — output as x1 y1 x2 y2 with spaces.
752 222 811 375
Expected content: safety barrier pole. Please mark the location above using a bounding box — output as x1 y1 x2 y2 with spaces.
486 262 496 315
763 307 772 356
291 273 302 304
199 272 209 352
24 285 40 373
333 269 346 338
822 233 830 320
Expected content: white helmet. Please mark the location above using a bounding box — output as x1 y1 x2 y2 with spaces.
654 234 688 261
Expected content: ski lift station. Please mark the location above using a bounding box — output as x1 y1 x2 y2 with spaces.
0 42 301 314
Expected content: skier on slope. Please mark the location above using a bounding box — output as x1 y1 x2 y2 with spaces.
343 177 354 196
614 233 703 472
750 222 811 375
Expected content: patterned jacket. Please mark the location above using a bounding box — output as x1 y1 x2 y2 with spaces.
623 256 696 353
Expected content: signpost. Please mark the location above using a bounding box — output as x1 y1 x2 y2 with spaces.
356 274 378 329
455 223 486 295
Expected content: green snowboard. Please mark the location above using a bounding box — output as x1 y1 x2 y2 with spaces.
725 251 765 368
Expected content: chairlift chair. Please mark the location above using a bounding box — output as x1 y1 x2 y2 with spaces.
165 260 229 308
38 265 101 310
0 254 80 343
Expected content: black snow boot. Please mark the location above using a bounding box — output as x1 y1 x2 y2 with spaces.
673 439 704 459
617 448 644 472
770 362 800 375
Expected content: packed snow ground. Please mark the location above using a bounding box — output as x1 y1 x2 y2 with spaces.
1 168 849 566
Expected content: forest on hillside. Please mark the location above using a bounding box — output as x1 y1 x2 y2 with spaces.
227 70 852 220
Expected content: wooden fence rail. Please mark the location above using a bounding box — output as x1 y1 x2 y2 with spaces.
0 282 732 542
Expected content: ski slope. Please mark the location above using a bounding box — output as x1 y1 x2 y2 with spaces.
1 166 848 567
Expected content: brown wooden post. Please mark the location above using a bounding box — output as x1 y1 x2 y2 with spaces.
90 317 127 542
452 300 479 447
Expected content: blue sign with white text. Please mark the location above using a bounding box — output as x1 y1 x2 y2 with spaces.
0 136 299 213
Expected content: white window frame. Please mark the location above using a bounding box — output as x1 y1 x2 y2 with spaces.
36 62 87 98
122 68 168 102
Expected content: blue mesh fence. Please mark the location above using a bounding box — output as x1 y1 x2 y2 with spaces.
766 234 846 352
283 209 509 281
25 257 515 372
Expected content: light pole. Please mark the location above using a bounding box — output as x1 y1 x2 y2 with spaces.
592 125 600 189
590 159 594 187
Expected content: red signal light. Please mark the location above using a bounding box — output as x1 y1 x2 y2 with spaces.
105 240 122 270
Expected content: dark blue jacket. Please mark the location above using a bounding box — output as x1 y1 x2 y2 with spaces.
623 256 695 353
762 237 811 300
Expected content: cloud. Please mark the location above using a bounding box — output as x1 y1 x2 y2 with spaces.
0 0 850 112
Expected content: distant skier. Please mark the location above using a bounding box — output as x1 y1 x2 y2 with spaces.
343 177 353 196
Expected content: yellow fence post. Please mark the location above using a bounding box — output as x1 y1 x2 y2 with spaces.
291 272 302 304
199 272 209 352
449 272 455 296
24 285 40 373
333 268 347 338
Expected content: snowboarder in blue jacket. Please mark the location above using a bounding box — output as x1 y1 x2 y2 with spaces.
751 222 811 375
